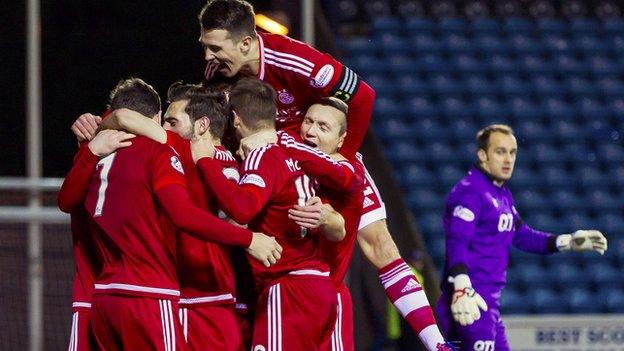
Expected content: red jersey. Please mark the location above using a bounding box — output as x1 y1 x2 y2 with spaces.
197 144 330 290
84 136 187 299
254 32 376 159
165 131 239 306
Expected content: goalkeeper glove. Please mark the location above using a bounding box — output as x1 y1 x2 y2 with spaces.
556 230 608 255
449 274 488 326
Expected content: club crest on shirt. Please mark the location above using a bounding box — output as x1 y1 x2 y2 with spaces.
170 156 184 174
277 89 294 105
453 205 475 222
310 64 334 88
240 173 266 188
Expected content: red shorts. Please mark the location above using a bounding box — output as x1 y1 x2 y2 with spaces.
178 304 243 351
90 295 186 351
68 308 92 351
358 159 386 231
252 274 338 351
329 283 354 351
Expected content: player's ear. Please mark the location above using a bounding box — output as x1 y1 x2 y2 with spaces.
477 148 487 163
240 35 253 54
337 131 346 150
232 110 242 128
196 116 211 136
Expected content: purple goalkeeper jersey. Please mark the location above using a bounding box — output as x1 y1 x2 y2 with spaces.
442 166 556 303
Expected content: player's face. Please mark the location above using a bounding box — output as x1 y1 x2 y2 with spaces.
200 29 246 78
164 100 194 140
300 104 346 155
478 132 517 183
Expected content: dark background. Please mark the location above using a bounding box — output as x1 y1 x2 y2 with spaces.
2 1 283 177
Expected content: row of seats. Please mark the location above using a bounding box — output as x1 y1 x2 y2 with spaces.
370 17 624 36
502 287 624 314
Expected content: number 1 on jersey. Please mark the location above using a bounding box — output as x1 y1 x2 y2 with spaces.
94 153 116 217
294 175 314 237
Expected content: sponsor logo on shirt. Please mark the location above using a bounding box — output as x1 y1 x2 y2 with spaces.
240 173 266 188
277 89 294 105
222 167 240 182
170 156 184 174
401 278 420 293
310 64 334 88
492 198 499 208
453 205 475 222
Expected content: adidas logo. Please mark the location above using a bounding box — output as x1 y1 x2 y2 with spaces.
401 278 419 293
363 196 374 208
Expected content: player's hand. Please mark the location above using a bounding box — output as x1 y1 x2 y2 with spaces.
71 113 102 141
88 130 135 157
557 230 608 255
246 232 283 267
449 274 488 326
190 135 216 163
238 131 277 160
288 196 326 229
204 59 220 81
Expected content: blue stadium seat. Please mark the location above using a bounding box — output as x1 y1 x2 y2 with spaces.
475 97 506 120
536 18 567 36
578 97 608 121
586 262 621 290
443 34 476 54
427 237 446 266
476 35 510 54
345 37 376 56
471 18 502 36
562 142 596 164
603 19 624 36
379 34 408 55
587 189 621 211
438 18 468 35
509 97 543 120
487 55 519 74
520 55 554 75
609 35 624 57
374 96 402 116
417 211 443 240
516 120 550 141
350 54 385 74
528 213 561 233
397 76 428 97
551 189 584 211
400 164 436 188
365 74 395 95
405 18 436 35
544 167 574 190
598 289 624 313
597 144 624 163
588 55 621 77
608 97 624 119
501 289 530 314
573 35 609 55
566 77 597 97
542 35 573 54
430 75 464 96
517 263 551 289
528 288 566 314
385 141 424 163
413 117 446 140
567 288 596 313
561 213 596 232
542 98 576 119
498 76 531 97
441 97 476 119
511 168 540 187
465 76 497 97
570 18 599 36
515 190 552 211
597 213 624 236
531 76 565 97
438 165 464 189
550 262 591 291
409 189 445 211
553 54 588 75
449 118 478 140
503 18 533 36
407 96 440 118
388 54 418 74
372 17 402 34
453 55 487 76
510 35 544 55
376 118 414 140
426 142 455 162
409 34 442 55
576 166 608 188
597 78 624 97
553 120 585 139
418 54 451 74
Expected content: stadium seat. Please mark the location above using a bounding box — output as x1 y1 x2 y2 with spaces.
576 165 608 188
379 34 408 55
407 96 440 118
487 55 519 74
608 97 624 119
376 118 414 140
475 97 506 120
516 120 550 142
372 17 401 34
409 189 445 212
511 168 540 187
532 143 565 164
553 120 585 140
350 54 385 74
450 119 478 140
385 141 424 163
553 54 588 75
404 18 436 35
509 97 543 120
609 35 624 57
597 144 624 163
510 35 544 55
597 78 624 97
503 18 533 36
345 37 376 56
520 55 554 75
542 35 573 55
587 189 622 211
528 288 566 314
515 190 552 211
542 98 576 119
536 18 567 36
413 117 447 140
603 19 624 36
588 55 621 77
374 96 402 116
567 288 597 313
517 263 551 289
453 55 487 76
586 262 621 290
573 35 609 55
596 213 624 235
438 18 468 35
570 18 599 36
430 75 464 96
400 164 436 188
397 76 428 96
551 189 584 211
498 76 531 97
529 213 561 233
426 142 455 163
440 97 476 119
561 213 596 233
471 18 502 36
476 35 510 54
531 76 565 97
437 165 464 189
418 54 451 74
501 288 530 314
364 74 395 95
417 211 443 240
543 167 574 190
566 77 597 97
599 289 624 313
443 34 476 54
410 34 442 55
550 262 591 291
388 54 418 74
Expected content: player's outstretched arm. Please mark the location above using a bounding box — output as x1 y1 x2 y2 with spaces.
71 113 102 142
340 80 375 159
448 273 488 326
97 108 167 143
557 230 608 255
287 196 346 241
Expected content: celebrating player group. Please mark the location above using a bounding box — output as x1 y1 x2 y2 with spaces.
59 1 609 351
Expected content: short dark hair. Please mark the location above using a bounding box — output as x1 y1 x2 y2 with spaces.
228 77 276 131
167 81 228 139
199 0 257 41
314 97 348 135
476 124 515 151
201 74 238 95
108 78 160 117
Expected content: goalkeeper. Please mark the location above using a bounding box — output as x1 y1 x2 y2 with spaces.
435 124 608 351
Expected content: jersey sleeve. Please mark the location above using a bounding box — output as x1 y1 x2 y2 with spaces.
276 131 361 192
58 144 100 213
288 38 376 158
445 190 482 277
149 143 187 192
196 147 276 224
511 205 558 254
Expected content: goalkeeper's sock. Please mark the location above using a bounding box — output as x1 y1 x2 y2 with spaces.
379 259 444 350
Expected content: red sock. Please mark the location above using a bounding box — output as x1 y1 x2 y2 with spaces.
379 259 445 350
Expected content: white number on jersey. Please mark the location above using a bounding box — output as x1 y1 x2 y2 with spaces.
473 340 495 351
497 213 514 232
294 174 314 237
94 153 116 217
